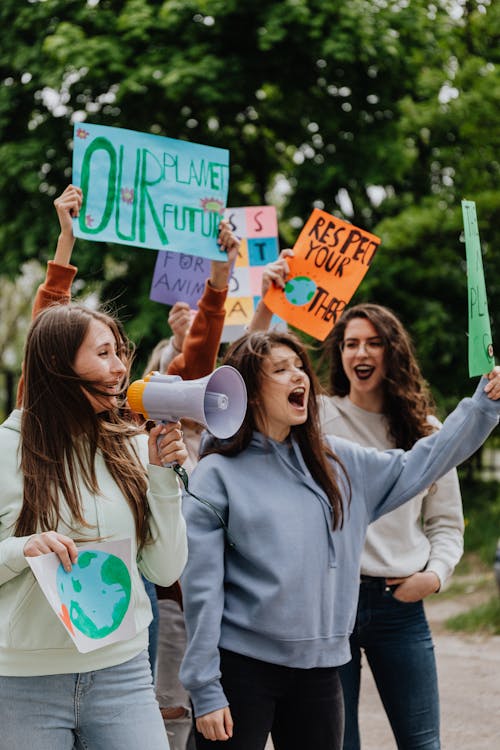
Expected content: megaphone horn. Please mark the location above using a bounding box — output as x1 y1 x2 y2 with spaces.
127 365 247 439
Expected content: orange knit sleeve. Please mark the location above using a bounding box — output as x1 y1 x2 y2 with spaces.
16 261 77 406
166 281 228 380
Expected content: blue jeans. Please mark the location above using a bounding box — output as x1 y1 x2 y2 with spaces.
340 578 440 750
0 650 169 749
156 599 193 750
143 575 160 680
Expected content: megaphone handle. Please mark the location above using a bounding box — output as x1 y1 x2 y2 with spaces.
156 419 181 468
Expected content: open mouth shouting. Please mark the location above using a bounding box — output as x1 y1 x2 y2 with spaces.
353 365 375 381
288 386 307 410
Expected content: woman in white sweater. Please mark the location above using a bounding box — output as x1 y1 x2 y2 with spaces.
0 302 188 749
320 303 463 750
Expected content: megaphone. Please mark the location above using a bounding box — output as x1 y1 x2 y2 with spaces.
127 365 247 439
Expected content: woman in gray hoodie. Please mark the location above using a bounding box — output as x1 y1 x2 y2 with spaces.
179 330 499 750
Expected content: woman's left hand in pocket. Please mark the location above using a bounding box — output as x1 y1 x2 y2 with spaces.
386 571 440 602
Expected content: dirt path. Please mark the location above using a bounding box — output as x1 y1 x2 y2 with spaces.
266 572 500 750
354 574 500 749
357 631 500 749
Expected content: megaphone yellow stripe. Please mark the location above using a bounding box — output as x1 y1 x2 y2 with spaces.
127 380 149 418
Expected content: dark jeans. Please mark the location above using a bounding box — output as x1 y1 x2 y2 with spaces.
193 648 344 750
340 578 440 750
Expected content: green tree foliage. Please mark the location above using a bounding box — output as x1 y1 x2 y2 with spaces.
0 0 498 400
358 0 500 408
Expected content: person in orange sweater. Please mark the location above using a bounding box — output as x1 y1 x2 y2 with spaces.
17 183 238 402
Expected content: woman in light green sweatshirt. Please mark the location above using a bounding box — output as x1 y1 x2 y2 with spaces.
0 302 188 749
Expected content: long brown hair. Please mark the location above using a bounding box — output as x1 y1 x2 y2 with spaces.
203 330 350 530
325 303 435 449
16 303 150 546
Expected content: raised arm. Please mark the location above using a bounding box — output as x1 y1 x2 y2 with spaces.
167 220 240 379
16 185 82 406
333 369 500 524
52 184 82 265
33 184 82 314
155 302 193 373
248 248 294 332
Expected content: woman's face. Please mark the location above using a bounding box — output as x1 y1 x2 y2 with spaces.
255 344 310 442
340 317 386 409
72 319 127 412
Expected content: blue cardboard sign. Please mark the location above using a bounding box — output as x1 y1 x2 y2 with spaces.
72 123 230 260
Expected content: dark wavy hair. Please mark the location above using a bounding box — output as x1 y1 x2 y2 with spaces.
203 330 351 529
325 303 435 449
16 303 150 546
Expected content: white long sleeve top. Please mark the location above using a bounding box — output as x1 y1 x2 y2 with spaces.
319 395 464 587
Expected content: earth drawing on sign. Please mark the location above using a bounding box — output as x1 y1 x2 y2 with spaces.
284 276 317 306
56 550 131 639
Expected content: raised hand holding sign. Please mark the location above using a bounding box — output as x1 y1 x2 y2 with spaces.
263 208 381 340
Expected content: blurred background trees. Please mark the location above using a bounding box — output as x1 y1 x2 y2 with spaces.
0 0 498 413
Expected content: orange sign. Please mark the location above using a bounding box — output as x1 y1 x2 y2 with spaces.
263 209 381 340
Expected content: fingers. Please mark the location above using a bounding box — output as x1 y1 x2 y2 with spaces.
168 303 192 347
385 577 406 585
169 301 191 317
267 264 289 287
148 422 187 467
158 422 187 465
148 422 169 465
485 365 500 380
261 256 291 295
54 184 83 219
217 219 233 244
484 365 500 399
387 571 439 601
222 707 234 739
171 311 192 333
217 220 240 258
196 707 233 741
24 531 78 572
54 184 83 238
168 304 192 338
213 220 241 292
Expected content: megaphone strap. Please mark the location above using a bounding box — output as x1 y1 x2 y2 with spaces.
173 465 236 549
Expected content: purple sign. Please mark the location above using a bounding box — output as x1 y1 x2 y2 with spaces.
150 250 210 308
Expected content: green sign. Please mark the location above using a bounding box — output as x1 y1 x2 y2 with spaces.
461 200 494 376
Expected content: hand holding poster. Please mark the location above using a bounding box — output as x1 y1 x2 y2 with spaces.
263 208 381 340
150 205 282 340
222 206 280 341
461 200 495 376
27 539 136 653
72 123 229 260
